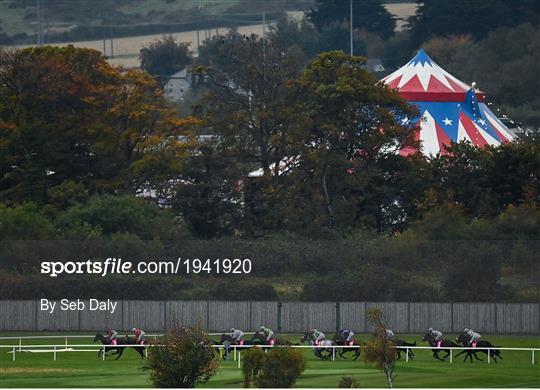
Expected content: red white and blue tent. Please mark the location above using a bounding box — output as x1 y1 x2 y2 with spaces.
381 49 515 156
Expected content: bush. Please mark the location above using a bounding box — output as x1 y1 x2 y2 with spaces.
338 376 361 388
242 347 266 388
145 324 218 388
255 347 306 388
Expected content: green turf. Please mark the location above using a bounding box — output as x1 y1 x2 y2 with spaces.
1 333 538 388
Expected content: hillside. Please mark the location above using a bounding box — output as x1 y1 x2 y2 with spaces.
0 0 313 44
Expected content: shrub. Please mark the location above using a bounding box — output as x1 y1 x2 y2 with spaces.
242 347 266 388
145 324 218 388
339 376 361 388
255 347 306 388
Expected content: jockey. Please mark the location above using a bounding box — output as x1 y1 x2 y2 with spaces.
106 328 118 345
427 327 443 342
230 328 245 345
385 329 395 340
132 327 146 345
464 328 481 346
259 325 274 344
340 328 355 345
310 329 325 345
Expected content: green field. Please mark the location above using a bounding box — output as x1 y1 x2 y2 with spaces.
0 333 538 388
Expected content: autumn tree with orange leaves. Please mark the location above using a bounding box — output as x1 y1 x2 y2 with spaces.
0 46 189 206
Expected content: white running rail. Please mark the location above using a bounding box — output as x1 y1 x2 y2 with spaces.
1 344 537 365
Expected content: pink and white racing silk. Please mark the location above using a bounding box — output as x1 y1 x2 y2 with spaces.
436 340 442 348
268 339 275 345
110 339 118 346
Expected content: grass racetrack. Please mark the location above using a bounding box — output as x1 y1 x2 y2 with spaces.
1 333 538 388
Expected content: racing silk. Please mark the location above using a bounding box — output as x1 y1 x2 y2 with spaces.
430 329 443 341
231 329 245 342
261 327 274 341
340 329 354 343
107 330 118 345
134 329 146 344
466 330 481 344
312 330 325 344
385 329 394 339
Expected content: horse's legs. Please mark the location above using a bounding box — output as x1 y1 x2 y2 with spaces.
138 347 145 358
115 348 123 360
473 352 483 361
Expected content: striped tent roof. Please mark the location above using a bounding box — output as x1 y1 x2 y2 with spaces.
382 49 514 156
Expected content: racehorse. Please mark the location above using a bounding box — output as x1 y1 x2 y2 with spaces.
394 339 416 360
301 332 336 360
422 332 474 362
331 332 361 360
217 333 251 360
93 333 145 360
456 333 503 363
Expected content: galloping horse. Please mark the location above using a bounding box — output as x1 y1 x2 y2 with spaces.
301 332 336 360
217 333 251 359
93 333 146 360
394 339 416 360
422 332 473 362
456 333 503 363
331 332 361 360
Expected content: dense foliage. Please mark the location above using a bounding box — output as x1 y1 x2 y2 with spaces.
145 324 218 388
140 35 191 84
253 347 306 388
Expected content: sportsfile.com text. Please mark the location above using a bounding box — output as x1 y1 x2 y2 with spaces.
40 258 252 277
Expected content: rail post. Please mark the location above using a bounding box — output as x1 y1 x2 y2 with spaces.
145 345 148 358
19 337 22 352
54 345 57 361
532 350 535 365
102 345 106 361
12 346 15 361
450 348 453 364
234 345 237 361
406 347 409 362
65 336 68 349
487 349 490 364
238 350 241 369
332 346 335 361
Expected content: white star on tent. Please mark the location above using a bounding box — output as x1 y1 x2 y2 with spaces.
443 117 453 126
401 117 409 124
478 119 486 126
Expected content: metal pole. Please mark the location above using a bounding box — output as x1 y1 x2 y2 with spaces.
19 337 22 352
532 350 535 365
349 0 353 56
65 337 68 349
54 345 57 361
102 346 106 361
488 349 490 364
234 346 237 361
332 347 335 361
12 346 15 361
238 350 241 368
406 347 409 362
450 348 453 364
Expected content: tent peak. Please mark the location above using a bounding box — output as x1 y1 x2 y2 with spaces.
409 48 433 66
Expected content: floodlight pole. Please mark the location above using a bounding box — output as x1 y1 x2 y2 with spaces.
350 0 353 56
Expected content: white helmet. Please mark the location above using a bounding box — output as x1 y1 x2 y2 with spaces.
132 328 136 332
428 327 433 332
260 325 265 330
464 328 469 332
230 328 235 333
